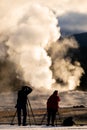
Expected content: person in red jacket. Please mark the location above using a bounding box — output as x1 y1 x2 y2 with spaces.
46 90 60 126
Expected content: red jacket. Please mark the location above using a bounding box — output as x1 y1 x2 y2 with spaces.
47 91 60 111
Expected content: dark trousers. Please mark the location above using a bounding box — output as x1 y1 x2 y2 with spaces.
17 105 27 126
47 108 56 126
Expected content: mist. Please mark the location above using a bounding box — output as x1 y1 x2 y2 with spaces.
0 3 84 93
48 37 84 91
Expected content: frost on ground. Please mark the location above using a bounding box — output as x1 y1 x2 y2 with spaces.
0 125 87 130
0 91 87 130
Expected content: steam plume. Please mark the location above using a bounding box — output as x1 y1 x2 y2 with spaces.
0 3 84 92
49 38 84 91
5 3 60 89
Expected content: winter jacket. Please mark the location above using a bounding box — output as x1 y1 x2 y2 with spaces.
17 86 32 108
47 91 60 111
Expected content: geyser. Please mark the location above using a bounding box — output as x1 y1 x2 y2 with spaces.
0 3 60 91
0 3 84 92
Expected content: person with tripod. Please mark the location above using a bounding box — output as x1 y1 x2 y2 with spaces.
46 90 60 126
16 86 32 126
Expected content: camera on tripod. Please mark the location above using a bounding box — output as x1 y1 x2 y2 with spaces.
11 85 35 126
21 86 32 94
22 86 29 92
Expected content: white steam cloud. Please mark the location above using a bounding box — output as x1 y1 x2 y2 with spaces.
5 3 60 89
0 2 84 92
49 38 84 91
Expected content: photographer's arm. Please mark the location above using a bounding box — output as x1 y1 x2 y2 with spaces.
26 86 32 95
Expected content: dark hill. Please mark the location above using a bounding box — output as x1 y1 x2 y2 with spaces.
59 32 87 90
73 32 87 47
73 32 87 90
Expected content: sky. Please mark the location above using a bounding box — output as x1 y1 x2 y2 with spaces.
0 0 87 36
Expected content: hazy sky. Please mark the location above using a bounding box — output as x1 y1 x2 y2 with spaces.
0 0 87 36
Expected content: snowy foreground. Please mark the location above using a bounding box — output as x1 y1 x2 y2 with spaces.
0 125 87 130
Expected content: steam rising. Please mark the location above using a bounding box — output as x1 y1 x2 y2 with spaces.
3 3 60 90
49 38 84 90
0 3 84 92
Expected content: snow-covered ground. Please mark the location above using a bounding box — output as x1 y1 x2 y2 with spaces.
0 90 87 130
0 125 87 130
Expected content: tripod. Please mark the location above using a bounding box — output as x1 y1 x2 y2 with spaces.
10 98 36 125
41 110 61 125
27 98 36 125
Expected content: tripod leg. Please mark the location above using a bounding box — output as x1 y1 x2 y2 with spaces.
57 110 61 120
55 110 61 126
27 103 31 125
41 113 47 125
10 110 17 125
27 98 36 125
55 113 57 126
